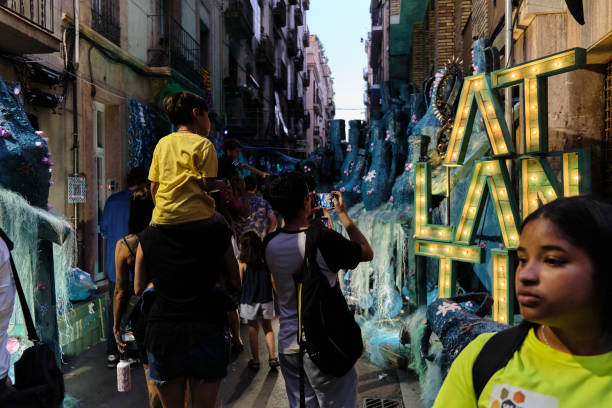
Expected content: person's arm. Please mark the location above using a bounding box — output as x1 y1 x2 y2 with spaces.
134 243 148 296
202 178 231 192
331 191 374 261
113 241 130 353
150 181 159 205
222 242 241 294
266 212 278 236
239 163 269 178
238 261 247 284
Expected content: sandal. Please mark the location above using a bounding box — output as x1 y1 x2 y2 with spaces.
268 357 280 369
248 359 260 370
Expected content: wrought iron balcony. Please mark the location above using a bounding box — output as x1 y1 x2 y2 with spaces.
92 0 120 46
148 15 203 88
256 35 275 76
274 61 288 92
288 0 297 5
225 0 253 40
302 70 310 87
294 7 303 26
303 0 309 10
287 28 298 57
302 30 310 48
1 0 53 31
294 51 304 72
273 0 286 28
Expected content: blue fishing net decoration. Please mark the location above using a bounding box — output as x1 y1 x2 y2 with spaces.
128 99 169 170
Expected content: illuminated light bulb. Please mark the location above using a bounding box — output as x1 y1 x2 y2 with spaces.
498 266 503 272
531 105 536 110
548 190 554 196
531 84 536 89
421 229 425 234
530 176 536 181
445 281 449 287
501 316 505 321
469 208 474 214
452 153 457 158
421 177 425 182
464 108 468 114
488 105 493 111
500 297 505 303
532 129 537 135
499 190 505 196
532 200 537 205
531 67 536 72
458 129 463 134
493 124 498 130
511 73 516 78
511 235 516 240
463 231 468 236
463 250 468 255
438 231 443 236
429 247 434 252
487 165 491 170
574 175 579 181
553 62 559 67
445 264 449 269
506 215 510 220
445 247 450 252
500 144 505 150
501 281 505 287
421 197 425 202
421 216 425 220
475 189 480 195
474 81 480 87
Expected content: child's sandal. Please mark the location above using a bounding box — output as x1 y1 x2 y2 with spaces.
268 357 280 369
248 359 260 370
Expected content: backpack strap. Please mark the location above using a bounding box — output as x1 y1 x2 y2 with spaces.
472 322 532 400
0 227 40 344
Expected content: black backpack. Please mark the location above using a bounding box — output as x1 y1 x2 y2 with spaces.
293 220 363 377
472 322 533 400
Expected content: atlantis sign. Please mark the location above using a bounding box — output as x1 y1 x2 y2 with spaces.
412 48 590 324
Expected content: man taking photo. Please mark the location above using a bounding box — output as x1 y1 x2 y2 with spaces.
264 172 373 407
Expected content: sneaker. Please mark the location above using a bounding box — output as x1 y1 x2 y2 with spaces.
107 354 119 368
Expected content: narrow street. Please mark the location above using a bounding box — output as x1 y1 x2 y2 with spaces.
64 320 421 407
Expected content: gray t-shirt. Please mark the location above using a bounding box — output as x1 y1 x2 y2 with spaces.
264 227 361 354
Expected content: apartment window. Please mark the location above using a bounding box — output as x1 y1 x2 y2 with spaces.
92 0 120 46
200 21 210 71
93 102 106 282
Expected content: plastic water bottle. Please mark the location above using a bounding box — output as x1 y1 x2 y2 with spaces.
117 357 131 392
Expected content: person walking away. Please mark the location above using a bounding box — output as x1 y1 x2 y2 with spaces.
236 175 277 239
433 196 612 407
100 166 148 367
112 189 160 407
0 228 15 394
238 231 279 370
264 172 373 407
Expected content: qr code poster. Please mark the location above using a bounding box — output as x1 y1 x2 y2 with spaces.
68 175 87 203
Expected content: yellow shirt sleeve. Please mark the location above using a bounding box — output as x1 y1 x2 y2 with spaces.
195 142 218 178
432 332 495 408
149 144 160 182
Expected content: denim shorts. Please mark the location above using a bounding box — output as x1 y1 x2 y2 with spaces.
147 331 231 383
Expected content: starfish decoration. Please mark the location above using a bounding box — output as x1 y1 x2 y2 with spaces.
17 162 34 176
364 170 377 183
435 301 462 317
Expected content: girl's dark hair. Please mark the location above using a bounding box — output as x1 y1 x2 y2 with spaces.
238 230 264 264
268 172 309 221
163 91 208 127
520 196 612 337
128 189 154 234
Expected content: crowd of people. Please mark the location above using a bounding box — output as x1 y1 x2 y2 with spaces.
104 91 373 408
0 90 611 408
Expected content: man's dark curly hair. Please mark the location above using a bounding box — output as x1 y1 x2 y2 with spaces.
268 172 309 221
163 91 208 127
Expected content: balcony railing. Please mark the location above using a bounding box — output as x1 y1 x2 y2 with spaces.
303 0 309 10
294 51 304 71
294 7 303 26
273 0 286 28
287 28 298 57
225 0 253 40
274 61 288 91
92 0 120 46
256 35 275 75
148 15 202 87
1 0 54 32
302 70 310 87
302 30 310 48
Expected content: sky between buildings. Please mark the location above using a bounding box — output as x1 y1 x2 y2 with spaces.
308 0 371 136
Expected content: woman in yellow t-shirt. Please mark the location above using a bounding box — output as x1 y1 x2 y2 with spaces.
434 196 612 408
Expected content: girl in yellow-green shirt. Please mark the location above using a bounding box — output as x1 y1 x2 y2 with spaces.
434 196 612 408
